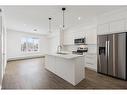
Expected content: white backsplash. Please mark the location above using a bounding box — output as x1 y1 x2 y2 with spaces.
63 44 97 54
63 45 78 52
87 45 97 54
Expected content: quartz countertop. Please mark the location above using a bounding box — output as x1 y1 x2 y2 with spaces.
84 52 97 55
45 53 85 59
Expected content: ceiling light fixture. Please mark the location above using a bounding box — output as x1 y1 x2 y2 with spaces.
62 7 66 29
48 17 52 33
24 24 26 26
78 17 81 20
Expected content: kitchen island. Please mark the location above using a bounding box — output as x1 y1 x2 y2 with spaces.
45 53 85 86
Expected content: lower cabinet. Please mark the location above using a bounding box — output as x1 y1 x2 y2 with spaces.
85 54 97 71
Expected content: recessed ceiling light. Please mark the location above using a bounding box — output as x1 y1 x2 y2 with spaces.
23 24 26 26
78 17 81 20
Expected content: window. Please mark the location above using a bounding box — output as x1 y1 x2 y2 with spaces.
21 37 39 52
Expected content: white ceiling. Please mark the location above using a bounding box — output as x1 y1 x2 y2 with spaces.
1 6 126 35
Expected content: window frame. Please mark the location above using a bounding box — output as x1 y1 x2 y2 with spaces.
21 37 40 53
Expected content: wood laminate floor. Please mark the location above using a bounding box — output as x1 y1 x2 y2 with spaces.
2 58 127 89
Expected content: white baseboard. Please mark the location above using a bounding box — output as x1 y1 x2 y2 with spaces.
7 55 45 62
85 67 97 72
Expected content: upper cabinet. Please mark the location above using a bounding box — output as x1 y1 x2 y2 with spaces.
110 19 125 33
63 27 97 45
97 23 109 35
124 19 127 31
63 30 75 45
86 28 97 44
98 19 126 35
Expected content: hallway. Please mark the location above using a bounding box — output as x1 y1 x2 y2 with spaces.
2 58 127 89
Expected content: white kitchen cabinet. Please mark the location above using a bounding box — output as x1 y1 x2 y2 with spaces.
45 54 85 86
98 19 125 35
85 54 97 71
74 30 85 39
63 27 97 45
63 31 75 45
86 28 97 44
110 19 125 33
124 19 127 32
97 23 109 35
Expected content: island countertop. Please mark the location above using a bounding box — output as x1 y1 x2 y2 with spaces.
45 53 85 59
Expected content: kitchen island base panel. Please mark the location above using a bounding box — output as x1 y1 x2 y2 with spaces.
45 55 85 86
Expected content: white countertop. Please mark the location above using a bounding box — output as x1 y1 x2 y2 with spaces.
84 52 97 55
45 53 85 59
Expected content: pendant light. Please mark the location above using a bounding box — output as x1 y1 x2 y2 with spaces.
62 7 66 29
48 17 52 33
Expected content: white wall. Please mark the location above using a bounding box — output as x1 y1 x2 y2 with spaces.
48 30 60 53
7 29 49 59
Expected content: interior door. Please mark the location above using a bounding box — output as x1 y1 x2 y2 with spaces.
97 35 108 74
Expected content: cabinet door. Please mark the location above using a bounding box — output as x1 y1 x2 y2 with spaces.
110 19 125 33
124 19 127 31
85 54 97 71
86 28 97 44
97 23 109 35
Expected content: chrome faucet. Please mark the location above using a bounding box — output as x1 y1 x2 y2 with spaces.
57 45 62 53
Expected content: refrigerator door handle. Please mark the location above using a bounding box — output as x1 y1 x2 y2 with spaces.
113 35 116 76
108 41 110 60
105 41 108 56
98 54 101 72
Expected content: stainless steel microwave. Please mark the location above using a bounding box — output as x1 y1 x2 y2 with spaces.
74 38 86 45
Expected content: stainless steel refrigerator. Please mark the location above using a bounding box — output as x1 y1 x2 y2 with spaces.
97 32 127 80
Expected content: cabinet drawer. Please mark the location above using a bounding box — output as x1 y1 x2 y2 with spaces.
85 62 94 65
85 54 97 71
85 55 97 63
85 61 97 71
85 58 94 63
85 62 95 69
